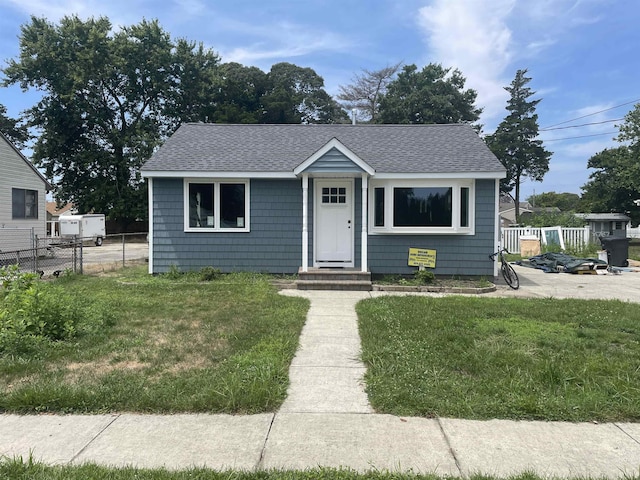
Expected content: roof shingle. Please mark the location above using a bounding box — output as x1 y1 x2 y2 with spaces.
142 123 505 175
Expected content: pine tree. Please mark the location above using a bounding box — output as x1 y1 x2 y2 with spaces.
486 69 552 221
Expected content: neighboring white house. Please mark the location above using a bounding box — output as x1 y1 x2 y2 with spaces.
0 131 51 251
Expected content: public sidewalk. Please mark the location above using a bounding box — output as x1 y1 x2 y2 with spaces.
2 282 640 477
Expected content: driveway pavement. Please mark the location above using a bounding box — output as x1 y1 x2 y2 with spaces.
81 241 148 273
488 263 640 302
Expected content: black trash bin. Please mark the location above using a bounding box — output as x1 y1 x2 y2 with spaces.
600 237 630 267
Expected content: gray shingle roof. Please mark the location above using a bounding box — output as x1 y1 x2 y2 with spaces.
575 213 631 221
142 123 505 175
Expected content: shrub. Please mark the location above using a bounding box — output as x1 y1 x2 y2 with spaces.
0 266 114 356
165 264 182 280
414 269 436 284
199 266 221 281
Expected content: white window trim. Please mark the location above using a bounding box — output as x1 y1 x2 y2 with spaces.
369 179 475 235
183 178 250 233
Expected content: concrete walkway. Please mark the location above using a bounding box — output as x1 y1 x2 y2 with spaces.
279 290 373 414
2 269 640 477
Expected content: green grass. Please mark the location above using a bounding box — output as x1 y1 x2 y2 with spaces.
0 266 309 414
357 296 640 422
2 457 625 480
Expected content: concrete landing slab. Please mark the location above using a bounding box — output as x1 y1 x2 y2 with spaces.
281 289 371 302
441 418 640 478
262 413 458 474
0 414 117 465
74 413 273 471
280 366 372 413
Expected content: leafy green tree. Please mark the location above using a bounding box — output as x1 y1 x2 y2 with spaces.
337 62 402 122
581 103 640 225
165 39 223 125
520 211 586 228
0 103 28 148
377 63 482 124
527 192 583 212
209 63 268 123
581 145 640 225
261 62 347 124
486 69 552 221
2 16 220 224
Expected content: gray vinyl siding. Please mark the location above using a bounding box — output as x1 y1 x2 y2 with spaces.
152 178 302 274
152 177 496 276
303 148 365 174
0 137 48 251
368 179 496 277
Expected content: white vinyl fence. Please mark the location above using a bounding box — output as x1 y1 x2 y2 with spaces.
629 227 640 239
501 227 591 254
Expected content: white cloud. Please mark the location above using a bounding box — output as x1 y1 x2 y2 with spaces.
219 22 356 67
414 0 612 131
0 0 143 31
1 0 94 20
416 0 516 126
171 0 205 17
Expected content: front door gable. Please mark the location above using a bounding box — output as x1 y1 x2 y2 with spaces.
294 137 375 176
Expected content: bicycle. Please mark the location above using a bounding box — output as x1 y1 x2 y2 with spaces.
489 247 520 290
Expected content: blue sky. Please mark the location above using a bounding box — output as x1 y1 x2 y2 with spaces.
0 0 638 201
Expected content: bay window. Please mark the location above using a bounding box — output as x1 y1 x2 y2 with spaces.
370 180 474 234
184 179 249 232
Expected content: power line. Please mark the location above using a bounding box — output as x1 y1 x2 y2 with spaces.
541 97 640 129
542 131 618 142
540 118 624 131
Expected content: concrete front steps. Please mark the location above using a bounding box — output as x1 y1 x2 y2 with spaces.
296 268 372 291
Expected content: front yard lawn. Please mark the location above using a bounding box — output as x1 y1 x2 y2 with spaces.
0 459 595 480
357 295 640 422
0 266 309 414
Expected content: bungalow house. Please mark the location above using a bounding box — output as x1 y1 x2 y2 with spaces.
0 131 51 252
141 123 506 281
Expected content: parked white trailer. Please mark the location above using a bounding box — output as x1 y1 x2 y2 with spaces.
59 214 106 246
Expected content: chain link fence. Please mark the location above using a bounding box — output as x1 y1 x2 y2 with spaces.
0 237 83 277
1 231 148 277
81 233 148 274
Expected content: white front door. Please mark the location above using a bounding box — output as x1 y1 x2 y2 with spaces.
315 180 354 266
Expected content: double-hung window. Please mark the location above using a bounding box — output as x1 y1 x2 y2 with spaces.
370 180 474 234
184 179 250 232
12 188 38 219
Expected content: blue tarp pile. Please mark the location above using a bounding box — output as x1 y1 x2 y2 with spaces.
519 252 607 273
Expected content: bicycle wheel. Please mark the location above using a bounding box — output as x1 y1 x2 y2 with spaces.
501 262 520 289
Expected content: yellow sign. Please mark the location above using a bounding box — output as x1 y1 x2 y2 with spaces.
408 248 436 268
